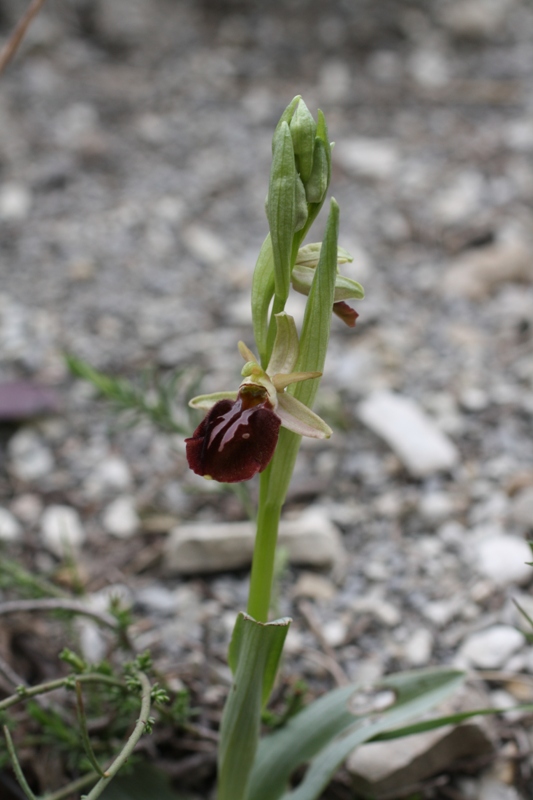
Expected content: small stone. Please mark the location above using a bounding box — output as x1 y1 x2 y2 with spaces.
8 428 54 482
431 171 484 225
0 183 32 221
402 628 434 666
334 138 400 180
102 496 139 539
78 620 107 664
182 224 227 264
0 507 22 542
10 493 43 525
509 487 533 532
163 509 344 574
351 591 401 627
292 573 336 601
408 49 450 88
136 585 178 616
322 619 347 648
41 505 85 558
85 456 132 499
458 625 525 669
475 534 532 586
478 777 521 800
357 391 459 478
440 0 514 40
317 60 351 102
459 388 490 412
418 492 455 525
443 240 533 300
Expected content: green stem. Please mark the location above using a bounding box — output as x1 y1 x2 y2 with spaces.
246 466 282 622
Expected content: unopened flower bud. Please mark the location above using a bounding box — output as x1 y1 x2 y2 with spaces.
305 138 329 204
289 99 317 185
293 174 308 232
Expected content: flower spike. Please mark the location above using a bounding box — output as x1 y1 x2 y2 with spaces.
186 314 331 483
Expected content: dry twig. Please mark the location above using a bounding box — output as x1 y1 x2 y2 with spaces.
0 0 47 77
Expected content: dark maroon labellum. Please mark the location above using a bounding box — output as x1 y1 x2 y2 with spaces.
185 394 281 483
333 301 359 328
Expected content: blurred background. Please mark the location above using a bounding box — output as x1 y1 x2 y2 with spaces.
1 0 533 797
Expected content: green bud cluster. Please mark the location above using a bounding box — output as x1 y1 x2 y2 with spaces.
259 97 333 361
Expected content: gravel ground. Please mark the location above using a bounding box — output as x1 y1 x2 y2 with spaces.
1 0 533 797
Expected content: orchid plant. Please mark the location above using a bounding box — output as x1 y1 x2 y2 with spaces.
184 97 466 800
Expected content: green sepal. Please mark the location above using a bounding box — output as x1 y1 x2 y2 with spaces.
292 264 365 301
305 138 328 204
189 391 238 410
289 99 317 184
218 613 291 800
251 235 276 367
267 121 297 304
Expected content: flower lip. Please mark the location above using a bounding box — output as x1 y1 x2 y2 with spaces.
186 314 332 482
185 393 281 483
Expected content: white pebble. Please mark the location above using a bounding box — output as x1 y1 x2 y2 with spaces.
0 183 32 221
41 505 85 558
402 628 434 666
458 625 525 669
0 507 22 542
475 534 532 586
8 429 54 482
102 496 139 538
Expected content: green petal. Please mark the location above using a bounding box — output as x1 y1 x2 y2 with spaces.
276 392 332 439
188 391 238 410
266 313 300 376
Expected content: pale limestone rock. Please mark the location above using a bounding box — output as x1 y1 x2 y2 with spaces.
292 572 336 601
357 391 459 478
163 509 344 574
443 240 533 300
347 686 494 798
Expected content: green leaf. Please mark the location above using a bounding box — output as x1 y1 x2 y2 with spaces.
282 668 465 800
218 613 291 800
246 668 463 800
267 121 298 305
251 235 276 367
247 683 359 800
